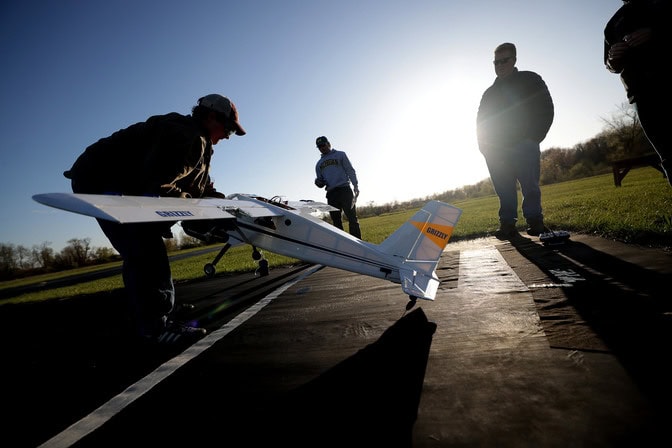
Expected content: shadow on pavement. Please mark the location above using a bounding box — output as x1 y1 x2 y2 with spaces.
507 236 672 426
78 307 437 447
264 307 437 447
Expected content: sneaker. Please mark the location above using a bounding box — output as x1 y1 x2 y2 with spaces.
494 222 518 239
155 321 207 345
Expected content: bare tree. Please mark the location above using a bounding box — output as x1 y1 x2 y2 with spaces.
30 242 55 269
15 245 30 270
93 246 118 262
600 102 651 159
163 237 179 253
0 242 17 278
60 238 92 267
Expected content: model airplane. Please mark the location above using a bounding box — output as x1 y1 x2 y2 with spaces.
32 193 462 301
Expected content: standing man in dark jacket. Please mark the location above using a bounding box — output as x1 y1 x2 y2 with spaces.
314 136 362 238
477 42 554 239
64 94 246 345
604 0 671 186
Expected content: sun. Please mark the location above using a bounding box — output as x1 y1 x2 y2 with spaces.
357 70 491 205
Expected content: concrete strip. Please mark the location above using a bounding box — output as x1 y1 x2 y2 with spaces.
413 245 652 447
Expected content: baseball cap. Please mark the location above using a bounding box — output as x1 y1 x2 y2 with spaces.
198 94 246 136
316 136 329 146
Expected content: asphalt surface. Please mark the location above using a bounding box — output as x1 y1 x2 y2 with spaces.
1 233 670 447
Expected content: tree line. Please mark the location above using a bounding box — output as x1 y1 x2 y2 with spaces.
1 104 652 280
0 226 204 281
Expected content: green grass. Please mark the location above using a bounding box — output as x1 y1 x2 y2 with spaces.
450 168 671 244
2 168 670 305
359 168 671 245
0 245 299 305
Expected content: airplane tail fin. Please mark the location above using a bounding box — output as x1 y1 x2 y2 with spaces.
377 200 462 300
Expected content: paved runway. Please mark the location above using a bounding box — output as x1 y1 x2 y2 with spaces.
2 234 671 447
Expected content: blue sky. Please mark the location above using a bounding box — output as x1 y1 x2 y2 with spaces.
1 0 625 252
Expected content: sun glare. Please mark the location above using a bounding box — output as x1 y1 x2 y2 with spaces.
359 70 490 205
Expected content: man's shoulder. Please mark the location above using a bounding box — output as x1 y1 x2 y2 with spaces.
324 148 344 157
146 112 199 134
146 112 191 125
482 80 497 93
318 149 346 163
515 70 543 80
514 70 549 89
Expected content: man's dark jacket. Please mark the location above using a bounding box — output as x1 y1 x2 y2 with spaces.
65 113 220 198
604 0 669 103
476 68 554 155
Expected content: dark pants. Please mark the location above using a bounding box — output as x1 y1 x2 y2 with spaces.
484 140 543 225
635 96 672 186
326 186 361 238
69 178 175 338
98 219 175 338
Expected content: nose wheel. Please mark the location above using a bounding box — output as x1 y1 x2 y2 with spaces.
203 242 232 278
254 248 270 276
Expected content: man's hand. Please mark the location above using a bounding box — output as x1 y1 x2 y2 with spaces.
608 41 629 61
315 178 325 188
609 28 652 63
623 28 652 48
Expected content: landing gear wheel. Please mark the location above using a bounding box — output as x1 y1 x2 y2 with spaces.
252 249 262 261
257 259 270 277
204 263 216 277
406 296 418 311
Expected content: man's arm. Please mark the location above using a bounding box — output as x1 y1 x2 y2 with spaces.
528 74 554 143
341 152 359 193
151 135 206 197
315 162 326 189
606 40 629 73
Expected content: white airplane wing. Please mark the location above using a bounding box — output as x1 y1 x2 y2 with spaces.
32 193 284 224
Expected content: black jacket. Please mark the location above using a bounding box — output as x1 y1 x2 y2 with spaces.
476 68 554 154
604 0 669 103
65 113 220 198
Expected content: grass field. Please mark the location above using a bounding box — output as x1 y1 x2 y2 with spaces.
2 167 670 305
